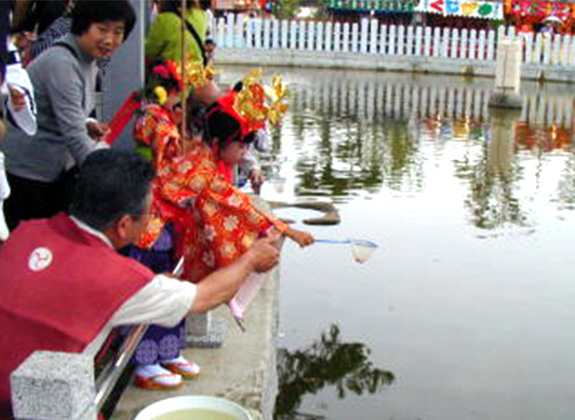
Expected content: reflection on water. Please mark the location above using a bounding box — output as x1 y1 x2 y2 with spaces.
220 67 575 419
246 69 575 231
275 324 394 420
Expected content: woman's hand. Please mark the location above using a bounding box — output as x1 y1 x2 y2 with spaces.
8 85 27 112
86 120 111 142
285 227 315 248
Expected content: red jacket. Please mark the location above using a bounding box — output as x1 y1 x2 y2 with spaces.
0 214 154 419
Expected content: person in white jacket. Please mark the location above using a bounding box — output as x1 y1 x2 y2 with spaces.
0 41 37 241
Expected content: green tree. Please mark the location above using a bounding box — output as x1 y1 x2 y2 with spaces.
275 0 302 19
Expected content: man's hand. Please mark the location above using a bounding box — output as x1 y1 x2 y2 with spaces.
7 85 26 112
246 236 280 273
86 120 111 142
286 227 315 248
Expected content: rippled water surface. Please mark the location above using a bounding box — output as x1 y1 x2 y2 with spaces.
221 67 575 420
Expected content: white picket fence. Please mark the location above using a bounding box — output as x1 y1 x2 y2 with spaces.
214 15 575 68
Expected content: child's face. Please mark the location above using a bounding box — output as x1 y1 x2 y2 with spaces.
219 141 248 166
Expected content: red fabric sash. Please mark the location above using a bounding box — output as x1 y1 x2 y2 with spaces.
106 91 142 145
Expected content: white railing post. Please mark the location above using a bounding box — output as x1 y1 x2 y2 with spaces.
369 19 378 54
506 25 516 42
389 25 396 55
441 27 450 58
325 21 333 52
469 29 477 60
397 25 405 56
334 22 341 52
298 21 306 50
542 33 551 65
551 34 561 65
487 29 495 61
432 26 441 57
477 29 486 60
245 16 253 49
450 28 459 59
351 22 359 53
380 24 388 55
561 35 571 66
215 17 225 48
533 33 542 64
307 20 315 51
406 25 414 56
263 18 271 49
360 18 369 53
524 32 533 63
423 26 433 57
289 20 297 49
254 18 262 49
235 14 244 48
415 26 423 57
225 13 235 48
461 29 468 59
497 25 506 45
271 18 279 49
280 20 288 49
316 21 324 52
342 22 350 52
570 36 575 66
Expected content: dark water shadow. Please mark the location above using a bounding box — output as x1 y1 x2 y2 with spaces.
274 324 394 420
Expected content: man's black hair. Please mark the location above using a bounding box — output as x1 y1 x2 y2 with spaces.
70 0 136 41
70 149 154 231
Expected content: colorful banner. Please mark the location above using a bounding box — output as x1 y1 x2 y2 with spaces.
327 0 416 13
414 0 504 20
509 1 574 21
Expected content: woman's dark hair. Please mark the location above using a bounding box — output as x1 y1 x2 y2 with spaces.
161 0 196 13
199 0 212 11
70 0 136 41
204 104 255 149
70 149 154 231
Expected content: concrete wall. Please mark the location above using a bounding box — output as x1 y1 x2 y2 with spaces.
215 47 575 84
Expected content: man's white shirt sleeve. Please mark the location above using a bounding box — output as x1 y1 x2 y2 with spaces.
83 274 196 357
111 274 196 328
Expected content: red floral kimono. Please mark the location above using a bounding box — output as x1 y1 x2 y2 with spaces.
134 104 287 283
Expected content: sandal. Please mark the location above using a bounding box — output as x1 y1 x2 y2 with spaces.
161 356 201 379
134 373 183 390
134 364 183 390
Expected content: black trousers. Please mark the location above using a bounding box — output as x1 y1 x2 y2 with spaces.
4 170 77 231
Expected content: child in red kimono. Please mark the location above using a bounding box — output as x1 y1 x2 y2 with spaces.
137 77 314 283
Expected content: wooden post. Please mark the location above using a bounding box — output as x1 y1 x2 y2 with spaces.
180 0 187 145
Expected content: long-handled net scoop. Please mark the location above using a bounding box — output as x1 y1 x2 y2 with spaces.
315 239 379 263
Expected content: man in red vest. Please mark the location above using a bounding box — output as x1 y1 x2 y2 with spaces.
0 149 279 419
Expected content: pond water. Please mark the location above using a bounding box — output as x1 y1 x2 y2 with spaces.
221 67 575 420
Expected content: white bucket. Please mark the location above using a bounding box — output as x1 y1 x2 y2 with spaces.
134 396 253 420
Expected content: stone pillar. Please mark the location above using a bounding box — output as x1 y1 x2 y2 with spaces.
489 38 523 109
186 311 226 348
11 352 96 420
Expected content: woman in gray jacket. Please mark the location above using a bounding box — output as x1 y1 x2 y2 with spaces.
1 0 136 231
